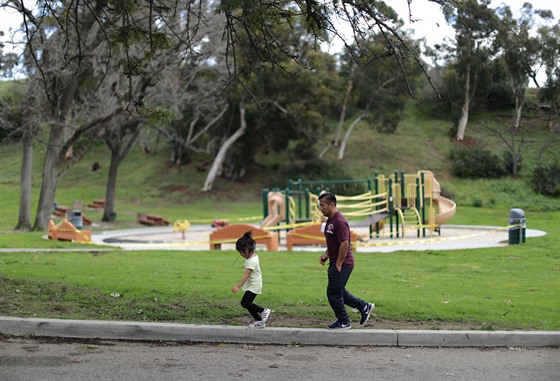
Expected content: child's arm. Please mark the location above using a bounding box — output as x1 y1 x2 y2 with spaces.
231 268 252 293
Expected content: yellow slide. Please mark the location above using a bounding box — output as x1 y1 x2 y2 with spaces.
261 191 286 227
434 195 456 225
430 173 456 225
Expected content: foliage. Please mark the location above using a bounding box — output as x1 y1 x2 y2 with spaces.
538 21 560 119
344 32 421 133
449 145 506 179
0 81 26 142
530 160 560 197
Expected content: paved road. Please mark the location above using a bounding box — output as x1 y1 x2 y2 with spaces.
1 336 558 381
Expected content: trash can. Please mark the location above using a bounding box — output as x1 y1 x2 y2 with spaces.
508 208 526 244
69 209 83 230
109 212 117 222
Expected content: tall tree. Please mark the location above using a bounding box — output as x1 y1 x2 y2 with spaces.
495 2 553 130
443 0 499 141
493 3 553 177
3 0 221 230
538 20 560 130
334 32 422 160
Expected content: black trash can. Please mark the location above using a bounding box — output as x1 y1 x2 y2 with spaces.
69 209 83 230
508 208 526 244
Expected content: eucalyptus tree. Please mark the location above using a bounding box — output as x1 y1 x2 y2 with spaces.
491 2 554 177
3 0 228 230
495 2 553 130
443 0 499 141
538 20 560 130
329 30 422 160
202 21 339 191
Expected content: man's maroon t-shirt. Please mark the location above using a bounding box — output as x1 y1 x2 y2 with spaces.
324 211 354 268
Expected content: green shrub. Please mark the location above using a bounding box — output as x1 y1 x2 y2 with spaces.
530 160 560 197
449 146 507 179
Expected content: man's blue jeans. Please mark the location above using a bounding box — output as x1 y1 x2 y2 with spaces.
327 262 366 324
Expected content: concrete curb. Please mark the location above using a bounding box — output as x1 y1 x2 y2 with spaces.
1 317 558 347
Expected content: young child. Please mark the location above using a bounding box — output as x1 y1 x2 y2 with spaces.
231 231 272 328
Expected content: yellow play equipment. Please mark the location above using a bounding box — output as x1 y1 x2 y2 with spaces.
373 170 456 236
263 170 456 240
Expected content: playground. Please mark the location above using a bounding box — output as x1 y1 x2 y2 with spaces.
64 170 540 252
90 223 543 252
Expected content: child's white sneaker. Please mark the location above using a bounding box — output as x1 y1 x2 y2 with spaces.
248 320 266 329
261 308 273 322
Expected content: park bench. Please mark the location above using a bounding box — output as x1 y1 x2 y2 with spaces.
48 219 92 243
209 223 278 251
137 212 170 226
286 223 357 251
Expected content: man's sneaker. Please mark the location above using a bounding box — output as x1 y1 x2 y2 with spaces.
327 320 352 330
248 320 266 329
261 308 272 322
360 303 375 326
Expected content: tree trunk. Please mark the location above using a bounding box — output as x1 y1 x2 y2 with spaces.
202 107 247 192
33 127 64 231
513 94 523 130
14 129 34 231
102 125 141 222
334 62 356 145
102 150 120 222
456 64 471 141
338 112 365 160
320 62 356 160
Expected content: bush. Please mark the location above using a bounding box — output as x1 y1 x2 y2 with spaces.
530 160 560 197
449 146 507 179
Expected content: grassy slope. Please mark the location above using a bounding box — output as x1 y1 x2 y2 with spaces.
1 101 558 229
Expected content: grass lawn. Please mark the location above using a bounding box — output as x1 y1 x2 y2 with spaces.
1 220 558 330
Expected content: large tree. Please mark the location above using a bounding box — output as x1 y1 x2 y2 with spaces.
333 31 422 160
443 0 499 141
492 2 553 177
495 2 553 130
538 20 560 130
3 0 227 230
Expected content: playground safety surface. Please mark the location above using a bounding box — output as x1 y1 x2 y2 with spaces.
93 224 546 252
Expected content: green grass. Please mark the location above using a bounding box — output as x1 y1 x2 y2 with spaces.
0 241 558 330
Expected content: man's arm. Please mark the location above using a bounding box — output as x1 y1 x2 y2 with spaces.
336 240 349 272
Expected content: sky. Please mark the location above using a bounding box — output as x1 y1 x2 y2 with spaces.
322 0 559 50
392 0 559 49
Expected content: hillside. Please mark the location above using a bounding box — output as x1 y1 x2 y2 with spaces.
0 102 558 230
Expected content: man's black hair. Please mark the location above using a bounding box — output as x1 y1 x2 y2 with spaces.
318 192 337 206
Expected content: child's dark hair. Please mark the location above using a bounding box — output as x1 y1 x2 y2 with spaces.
236 231 256 253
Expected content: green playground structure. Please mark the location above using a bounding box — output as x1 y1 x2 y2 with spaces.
261 170 456 239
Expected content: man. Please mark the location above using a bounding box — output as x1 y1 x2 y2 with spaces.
318 192 374 330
